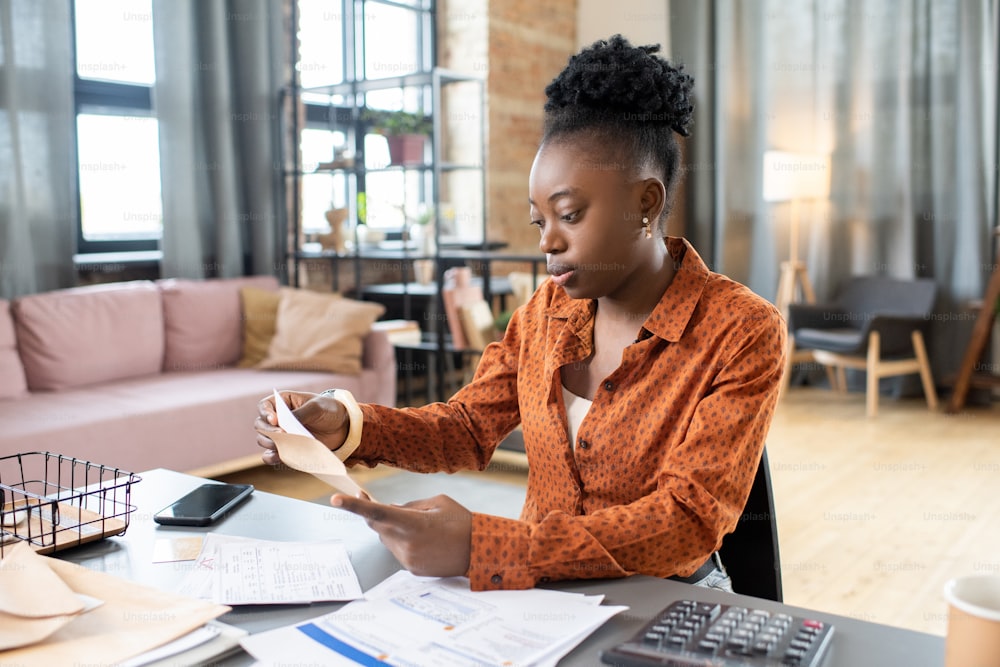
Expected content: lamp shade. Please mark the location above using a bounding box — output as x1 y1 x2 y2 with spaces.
762 151 831 202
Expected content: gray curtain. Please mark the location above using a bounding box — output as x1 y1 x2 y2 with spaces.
152 0 288 279
670 0 998 384
0 0 76 299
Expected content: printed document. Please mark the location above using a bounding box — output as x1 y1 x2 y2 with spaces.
241 570 628 666
178 533 363 605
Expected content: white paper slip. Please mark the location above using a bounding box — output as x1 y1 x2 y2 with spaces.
272 389 314 438
271 389 371 499
178 533 363 605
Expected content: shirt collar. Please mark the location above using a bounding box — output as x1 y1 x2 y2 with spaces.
545 236 710 343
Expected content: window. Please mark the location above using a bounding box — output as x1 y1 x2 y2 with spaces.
296 0 435 234
73 0 162 254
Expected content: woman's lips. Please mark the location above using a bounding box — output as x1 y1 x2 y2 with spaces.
548 264 575 287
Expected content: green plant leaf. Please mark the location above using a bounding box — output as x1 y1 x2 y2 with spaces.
360 108 432 136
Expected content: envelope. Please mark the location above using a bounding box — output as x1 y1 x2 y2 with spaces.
0 542 86 650
0 541 230 666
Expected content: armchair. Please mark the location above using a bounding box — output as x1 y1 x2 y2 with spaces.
783 276 939 417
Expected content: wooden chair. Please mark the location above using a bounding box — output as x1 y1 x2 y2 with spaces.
784 276 939 417
719 449 783 602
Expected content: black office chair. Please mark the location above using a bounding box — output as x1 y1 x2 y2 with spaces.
718 449 782 602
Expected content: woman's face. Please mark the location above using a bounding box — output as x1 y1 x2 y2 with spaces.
528 136 658 300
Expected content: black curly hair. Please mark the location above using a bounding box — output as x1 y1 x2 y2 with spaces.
542 34 694 220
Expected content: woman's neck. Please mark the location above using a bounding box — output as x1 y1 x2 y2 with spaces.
597 242 677 327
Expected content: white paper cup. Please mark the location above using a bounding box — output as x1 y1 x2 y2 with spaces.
944 575 1000 667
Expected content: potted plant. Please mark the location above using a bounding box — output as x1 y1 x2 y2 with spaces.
361 108 432 166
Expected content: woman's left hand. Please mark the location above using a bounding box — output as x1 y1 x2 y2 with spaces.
331 494 472 578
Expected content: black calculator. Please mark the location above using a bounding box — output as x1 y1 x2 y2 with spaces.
600 599 834 666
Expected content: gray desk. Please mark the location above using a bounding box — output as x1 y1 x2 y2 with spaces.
61 469 945 666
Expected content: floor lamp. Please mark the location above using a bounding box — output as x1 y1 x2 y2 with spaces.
763 150 831 319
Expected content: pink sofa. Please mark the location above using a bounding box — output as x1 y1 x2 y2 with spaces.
0 277 396 476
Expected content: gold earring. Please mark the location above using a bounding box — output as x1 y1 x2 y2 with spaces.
642 216 652 239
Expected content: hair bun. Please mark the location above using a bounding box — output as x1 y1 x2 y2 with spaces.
544 34 695 136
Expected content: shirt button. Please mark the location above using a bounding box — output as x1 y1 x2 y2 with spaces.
490 574 503 585
578 439 590 449
603 381 615 392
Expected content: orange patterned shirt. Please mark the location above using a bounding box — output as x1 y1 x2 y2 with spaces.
352 237 786 590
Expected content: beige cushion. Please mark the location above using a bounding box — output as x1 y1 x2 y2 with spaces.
159 276 279 372
259 290 385 375
0 300 28 400
237 286 284 368
13 281 164 391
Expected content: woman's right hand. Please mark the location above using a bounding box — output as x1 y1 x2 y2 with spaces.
254 391 351 465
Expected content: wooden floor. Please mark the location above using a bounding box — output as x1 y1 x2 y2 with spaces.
219 386 1000 638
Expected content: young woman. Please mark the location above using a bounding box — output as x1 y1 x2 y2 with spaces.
256 35 785 592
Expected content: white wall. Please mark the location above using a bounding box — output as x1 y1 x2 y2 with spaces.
576 0 669 53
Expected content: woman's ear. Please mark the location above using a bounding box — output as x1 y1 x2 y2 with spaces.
639 177 667 223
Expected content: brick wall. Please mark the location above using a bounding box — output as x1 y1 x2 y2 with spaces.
439 0 577 255
486 1 577 253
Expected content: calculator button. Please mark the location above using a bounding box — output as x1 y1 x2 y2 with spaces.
803 619 824 629
696 639 720 652
694 603 721 618
783 647 806 664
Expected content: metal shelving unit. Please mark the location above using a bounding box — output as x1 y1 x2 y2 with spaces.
279 0 489 401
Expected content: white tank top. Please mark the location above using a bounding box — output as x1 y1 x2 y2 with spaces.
562 385 594 449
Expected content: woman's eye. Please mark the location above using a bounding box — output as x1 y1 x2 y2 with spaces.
529 219 544 228
560 211 578 222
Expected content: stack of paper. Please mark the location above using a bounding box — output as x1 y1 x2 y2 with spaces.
178 533 364 605
241 570 628 666
372 319 423 345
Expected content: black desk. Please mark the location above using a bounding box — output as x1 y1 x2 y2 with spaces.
360 275 513 315
62 469 945 666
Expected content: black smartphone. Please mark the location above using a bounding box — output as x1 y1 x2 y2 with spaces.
153 483 254 527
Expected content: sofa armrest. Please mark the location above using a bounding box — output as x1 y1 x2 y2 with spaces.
362 329 394 369
361 329 397 406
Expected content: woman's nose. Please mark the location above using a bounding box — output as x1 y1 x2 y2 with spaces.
538 222 563 255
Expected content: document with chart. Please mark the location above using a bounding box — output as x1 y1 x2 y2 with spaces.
240 570 627 666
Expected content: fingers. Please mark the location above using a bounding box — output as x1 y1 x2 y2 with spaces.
331 494 472 578
255 392 297 465
256 395 278 426
330 493 392 523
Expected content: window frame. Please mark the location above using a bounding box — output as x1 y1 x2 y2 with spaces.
297 0 437 236
71 1 160 255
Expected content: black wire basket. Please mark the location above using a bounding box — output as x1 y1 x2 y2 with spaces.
0 452 140 556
